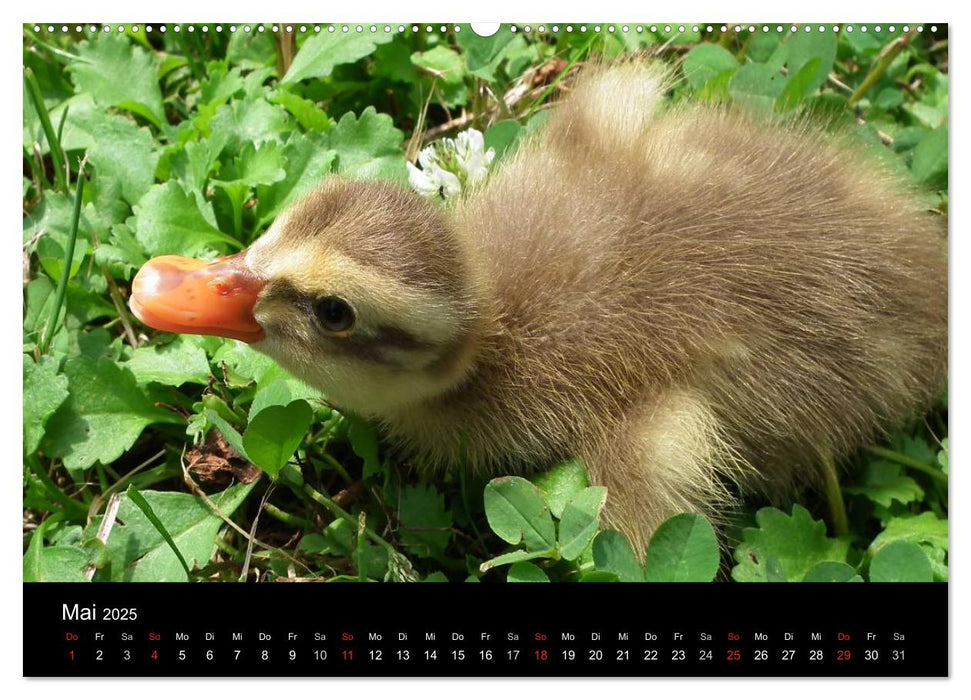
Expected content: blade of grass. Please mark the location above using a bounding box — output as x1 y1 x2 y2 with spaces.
24 67 67 192
23 144 50 192
303 482 398 556
848 30 917 107
23 28 81 65
820 452 849 537
263 502 314 530
39 158 85 355
240 485 273 582
25 457 89 521
125 485 194 580
55 104 70 185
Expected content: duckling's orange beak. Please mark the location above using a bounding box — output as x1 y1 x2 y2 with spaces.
129 253 266 343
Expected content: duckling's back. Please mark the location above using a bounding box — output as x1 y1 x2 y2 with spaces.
452 62 946 526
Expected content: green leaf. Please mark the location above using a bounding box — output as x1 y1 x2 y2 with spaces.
938 438 948 474
283 31 394 84
23 192 95 281
776 57 822 111
803 561 862 582
29 93 91 155
869 513 948 581
902 69 948 129
94 483 254 581
211 339 277 385
318 518 354 556
479 548 554 572
22 517 49 582
126 336 212 386
532 458 590 518
249 373 319 419
483 120 522 164
197 61 246 107
747 32 784 63
557 486 607 561
65 284 114 330
297 533 330 554
87 117 159 209
130 182 241 257
644 513 720 582
498 35 540 78
398 484 453 559
203 408 248 460
507 562 550 583
656 26 699 45
345 414 382 479
212 142 288 232
242 400 313 478
372 37 421 83
23 276 55 338
270 91 331 132
226 29 276 69
784 31 837 95
682 44 738 90
23 354 70 455
592 530 644 582
35 235 87 283
910 127 948 186
329 107 406 183
845 460 925 508
731 505 849 582
125 486 193 579
33 546 91 582
483 476 556 551
164 133 230 193
456 27 517 80
728 63 787 113
578 570 620 582
43 355 181 472
869 540 933 582
256 131 337 227
217 142 287 189
24 517 90 582
873 87 904 111
412 46 467 84
842 26 884 57
95 222 147 278
206 95 289 151
69 34 165 127
893 434 938 466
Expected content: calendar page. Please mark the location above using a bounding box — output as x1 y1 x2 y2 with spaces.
22 20 948 679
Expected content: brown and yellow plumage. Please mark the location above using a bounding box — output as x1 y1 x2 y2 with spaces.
132 62 947 552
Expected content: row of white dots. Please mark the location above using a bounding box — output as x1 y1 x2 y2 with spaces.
31 24 938 35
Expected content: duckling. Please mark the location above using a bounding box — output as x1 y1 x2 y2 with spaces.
130 62 947 552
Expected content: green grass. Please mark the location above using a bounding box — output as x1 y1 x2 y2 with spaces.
22 23 947 583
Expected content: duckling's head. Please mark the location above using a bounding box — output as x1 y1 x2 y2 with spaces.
129 179 481 415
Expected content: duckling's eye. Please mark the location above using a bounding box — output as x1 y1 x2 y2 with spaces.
314 296 355 333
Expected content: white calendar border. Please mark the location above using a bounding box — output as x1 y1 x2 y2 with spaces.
5 0 964 696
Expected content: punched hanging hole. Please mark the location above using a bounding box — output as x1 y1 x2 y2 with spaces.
470 23 501 37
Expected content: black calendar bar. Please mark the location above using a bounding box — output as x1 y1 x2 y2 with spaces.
24 583 947 677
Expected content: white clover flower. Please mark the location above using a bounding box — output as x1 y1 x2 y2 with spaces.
407 127 496 200
407 146 462 199
453 128 494 186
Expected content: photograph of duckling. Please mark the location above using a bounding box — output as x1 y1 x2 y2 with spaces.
24 23 948 583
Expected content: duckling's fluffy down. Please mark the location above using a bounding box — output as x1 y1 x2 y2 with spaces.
387 62 946 550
